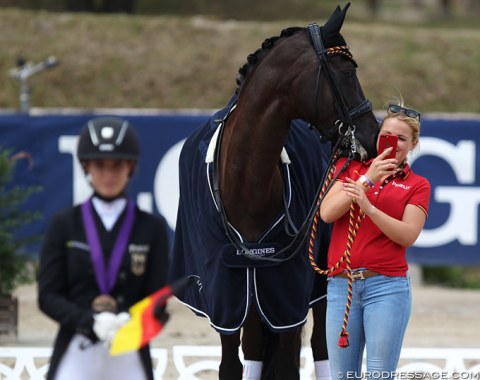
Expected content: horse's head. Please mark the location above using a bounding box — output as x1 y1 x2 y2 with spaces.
284 3 379 160
306 3 379 160
234 3 378 160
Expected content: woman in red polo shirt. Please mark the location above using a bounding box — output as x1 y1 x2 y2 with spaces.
320 102 430 379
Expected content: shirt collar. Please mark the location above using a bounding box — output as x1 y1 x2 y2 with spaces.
91 197 127 231
397 162 410 179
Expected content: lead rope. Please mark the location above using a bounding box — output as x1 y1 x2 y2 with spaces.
307 162 364 348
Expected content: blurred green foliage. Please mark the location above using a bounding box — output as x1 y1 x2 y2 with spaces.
423 267 480 289
0 148 41 296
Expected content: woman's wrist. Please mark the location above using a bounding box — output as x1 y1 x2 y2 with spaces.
364 204 376 216
359 174 374 189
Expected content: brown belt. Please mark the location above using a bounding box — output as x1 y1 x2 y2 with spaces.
335 269 380 281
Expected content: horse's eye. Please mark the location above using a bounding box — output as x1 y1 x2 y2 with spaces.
343 69 356 78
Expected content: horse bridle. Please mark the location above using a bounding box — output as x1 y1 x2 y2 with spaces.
211 24 374 263
307 22 372 150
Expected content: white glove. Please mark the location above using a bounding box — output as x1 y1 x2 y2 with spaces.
116 311 130 325
93 312 130 344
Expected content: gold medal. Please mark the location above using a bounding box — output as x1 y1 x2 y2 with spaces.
91 294 117 313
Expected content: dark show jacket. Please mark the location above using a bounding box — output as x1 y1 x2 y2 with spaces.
38 201 170 380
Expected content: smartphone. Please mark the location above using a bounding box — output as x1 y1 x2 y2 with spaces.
377 134 398 159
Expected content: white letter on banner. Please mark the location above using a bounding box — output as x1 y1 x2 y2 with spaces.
154 139 185 230
412 137 477 246
58 136 92 205
410 137 475 184
416 187 480 246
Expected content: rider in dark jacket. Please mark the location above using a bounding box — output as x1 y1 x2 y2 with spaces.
38 117 170 380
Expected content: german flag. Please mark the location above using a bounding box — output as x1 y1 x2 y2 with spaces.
110 276 193 356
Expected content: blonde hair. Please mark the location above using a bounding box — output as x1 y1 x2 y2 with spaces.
381 98 421 145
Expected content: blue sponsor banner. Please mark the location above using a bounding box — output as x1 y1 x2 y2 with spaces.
1 112 479 265
407 117 480 265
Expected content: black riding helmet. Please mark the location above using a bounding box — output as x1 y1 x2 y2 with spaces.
77 116 140 162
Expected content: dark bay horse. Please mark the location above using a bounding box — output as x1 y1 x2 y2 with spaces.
169 3 379 379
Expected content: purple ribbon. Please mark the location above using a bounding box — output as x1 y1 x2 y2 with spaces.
81 199 135 294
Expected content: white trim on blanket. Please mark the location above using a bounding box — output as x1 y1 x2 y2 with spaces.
253 267 309 331
205 121 291 165
176 270 252 334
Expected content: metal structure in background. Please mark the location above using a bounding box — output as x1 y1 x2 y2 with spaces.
8 56 59 114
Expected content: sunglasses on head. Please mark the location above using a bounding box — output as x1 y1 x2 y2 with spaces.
387 104 421 120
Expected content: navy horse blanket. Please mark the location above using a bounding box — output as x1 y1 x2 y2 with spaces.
169 98 331 334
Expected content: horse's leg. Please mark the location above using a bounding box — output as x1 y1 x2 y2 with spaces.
241 307 267 379
261 328 302 380
242 308 303 380
219 332 243 380
311 222 332 380
311 300 331 380
311 301 328 359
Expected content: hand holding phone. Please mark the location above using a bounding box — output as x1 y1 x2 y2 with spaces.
377 134 398 159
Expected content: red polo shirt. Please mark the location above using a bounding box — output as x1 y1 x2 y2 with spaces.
326 157 431 277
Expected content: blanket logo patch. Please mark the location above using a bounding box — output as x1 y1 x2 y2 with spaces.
222 242 283 268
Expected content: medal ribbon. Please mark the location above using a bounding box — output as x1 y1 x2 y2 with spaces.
81 198 135 294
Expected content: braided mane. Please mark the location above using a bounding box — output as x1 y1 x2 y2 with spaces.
235 27 303 94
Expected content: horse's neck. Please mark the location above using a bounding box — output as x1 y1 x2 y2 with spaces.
217 35 307 240
219 109 290 241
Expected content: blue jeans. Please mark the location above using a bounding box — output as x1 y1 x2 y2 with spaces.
326 272 411 379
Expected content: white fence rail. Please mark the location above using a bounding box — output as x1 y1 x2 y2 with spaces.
0 346 479 379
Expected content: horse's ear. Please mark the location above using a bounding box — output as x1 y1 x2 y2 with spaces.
339 2 351 26
322 2 350 47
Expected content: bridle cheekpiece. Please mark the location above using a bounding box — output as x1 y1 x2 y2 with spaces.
307 23 372 160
